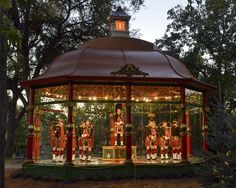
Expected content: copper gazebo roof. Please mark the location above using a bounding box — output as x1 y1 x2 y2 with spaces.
21 37 215 91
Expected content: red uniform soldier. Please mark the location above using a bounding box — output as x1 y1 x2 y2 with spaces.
114 104 124 146
159 121 171 160
50 120 65 162
171 120 182 160
145 113 158 160
78 120 94 161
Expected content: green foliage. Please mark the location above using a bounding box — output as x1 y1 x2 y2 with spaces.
1 15 21 43
0 1 21 44
155 0 236 111
195 105 236 187
0 0 11 9
156 2 236 184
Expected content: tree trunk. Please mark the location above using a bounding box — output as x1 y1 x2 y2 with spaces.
0 7 8 188
5 79 28 159
6 119 17 158
6 89 18 158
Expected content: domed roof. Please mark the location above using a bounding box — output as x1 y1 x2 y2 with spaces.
21 37 214 91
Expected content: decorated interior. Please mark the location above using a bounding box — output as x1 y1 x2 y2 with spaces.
30 85 205 163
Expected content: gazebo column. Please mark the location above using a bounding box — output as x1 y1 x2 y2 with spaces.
34 110 41 161
186 111 191 157
26 88 35 163
202 92 208 150
180 87 188 161
65 83 74 165
125 84 132 162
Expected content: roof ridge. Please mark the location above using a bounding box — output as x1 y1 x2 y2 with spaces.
167 54 196 80
70 47 89 76
154 49 190 79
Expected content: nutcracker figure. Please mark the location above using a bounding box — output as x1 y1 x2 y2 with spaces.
145 113 158 160
50 120 65 162
114 104 124 146
159 121 171 160
171 120 182 160
78 119 94 161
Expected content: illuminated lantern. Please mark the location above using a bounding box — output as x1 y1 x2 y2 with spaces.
115 20 125 31
109 6 131 37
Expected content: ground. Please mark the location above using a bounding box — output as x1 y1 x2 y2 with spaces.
5 160 203 188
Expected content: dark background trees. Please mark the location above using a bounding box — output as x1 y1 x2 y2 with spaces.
1 1 21 186
156 0 236 112
0 5 8 188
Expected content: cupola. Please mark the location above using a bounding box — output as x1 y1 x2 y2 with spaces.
109 6 131 37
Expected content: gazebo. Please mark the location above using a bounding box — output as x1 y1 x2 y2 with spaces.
20 7 215 180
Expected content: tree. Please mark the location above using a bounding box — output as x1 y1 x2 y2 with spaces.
0 5 7 188
0 0 20 186
5 0 144 158
155 1 236 186
155 0 236 111
195 104 236 187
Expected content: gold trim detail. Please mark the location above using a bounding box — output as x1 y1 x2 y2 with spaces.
111 64 149 77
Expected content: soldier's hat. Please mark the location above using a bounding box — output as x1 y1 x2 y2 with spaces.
55 119 64 127
148 113 155 118
115 103 123 111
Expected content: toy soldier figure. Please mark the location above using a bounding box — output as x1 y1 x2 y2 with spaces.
145 113 158 160
114 104 124 146
159 121 171 160
171 120 182 160
50 120 65 162
78 119 94 161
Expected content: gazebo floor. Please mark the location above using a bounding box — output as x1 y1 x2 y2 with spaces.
22 156 202 181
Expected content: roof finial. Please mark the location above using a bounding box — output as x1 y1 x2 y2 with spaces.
109 6 131 37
